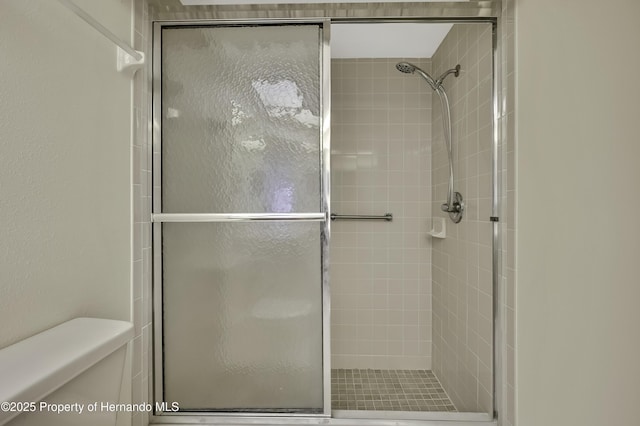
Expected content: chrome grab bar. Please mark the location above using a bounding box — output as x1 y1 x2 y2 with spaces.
330 213 392 222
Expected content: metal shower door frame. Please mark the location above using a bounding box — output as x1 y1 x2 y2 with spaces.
151 19 332 418
147 3 505 424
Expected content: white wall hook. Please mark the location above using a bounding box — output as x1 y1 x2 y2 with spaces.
428 217 446 239
117 46 145 76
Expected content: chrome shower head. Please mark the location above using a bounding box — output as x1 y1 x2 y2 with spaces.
396 61 437 90
396 62 416 74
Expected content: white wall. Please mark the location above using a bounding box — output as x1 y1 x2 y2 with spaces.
516 0 640 425
0 0 132 347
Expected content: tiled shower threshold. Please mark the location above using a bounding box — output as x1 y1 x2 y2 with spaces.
331 369 456 412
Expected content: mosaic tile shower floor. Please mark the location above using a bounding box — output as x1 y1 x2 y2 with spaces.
331 369 456 412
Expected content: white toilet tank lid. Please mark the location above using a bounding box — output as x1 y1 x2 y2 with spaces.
0 317 133 425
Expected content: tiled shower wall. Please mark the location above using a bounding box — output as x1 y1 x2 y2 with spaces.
430 24 494 413
132 1 152 425
330 59 433 370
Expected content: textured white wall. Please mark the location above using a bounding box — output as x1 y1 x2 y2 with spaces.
516 0 640 425
0 0 132 347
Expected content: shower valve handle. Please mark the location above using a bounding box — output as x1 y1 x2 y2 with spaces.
441 203 462 213
440 192 465 223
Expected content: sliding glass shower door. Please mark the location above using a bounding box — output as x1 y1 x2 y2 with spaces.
153 22 330 414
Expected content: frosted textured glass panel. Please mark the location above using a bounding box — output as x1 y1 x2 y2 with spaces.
162 25 321 213
162 222 323 411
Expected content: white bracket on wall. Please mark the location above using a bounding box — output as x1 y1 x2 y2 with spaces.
57 0 146 78
117 47 145 76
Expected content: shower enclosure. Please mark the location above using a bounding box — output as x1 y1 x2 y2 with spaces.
149 3 500 425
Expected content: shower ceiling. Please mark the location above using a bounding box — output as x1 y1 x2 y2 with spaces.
332 23 452 58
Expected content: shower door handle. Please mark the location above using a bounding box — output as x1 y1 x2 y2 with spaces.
152 213 327 222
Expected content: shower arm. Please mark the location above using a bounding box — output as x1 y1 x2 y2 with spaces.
435 65 461 88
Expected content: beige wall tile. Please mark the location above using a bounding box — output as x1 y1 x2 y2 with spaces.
331 58 433 370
